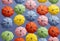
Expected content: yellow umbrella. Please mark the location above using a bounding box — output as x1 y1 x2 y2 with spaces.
26 33 38 41
14 14 25 26
37 0 47 3
49 5 59 15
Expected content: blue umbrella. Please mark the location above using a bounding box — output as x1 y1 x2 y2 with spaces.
39 38 47 41
15 0 25 4
1 17 13 28
48 15 59 26
25 11 37 21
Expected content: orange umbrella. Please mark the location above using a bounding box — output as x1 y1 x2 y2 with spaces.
14 38 24 41
48 26 60 37
2 6 14 17
37 5 48 15
26 22 38 33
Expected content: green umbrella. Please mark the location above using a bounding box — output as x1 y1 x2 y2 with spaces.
14 4 25 14
49 0 59 4
1 31 14 41
37 27 48 38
